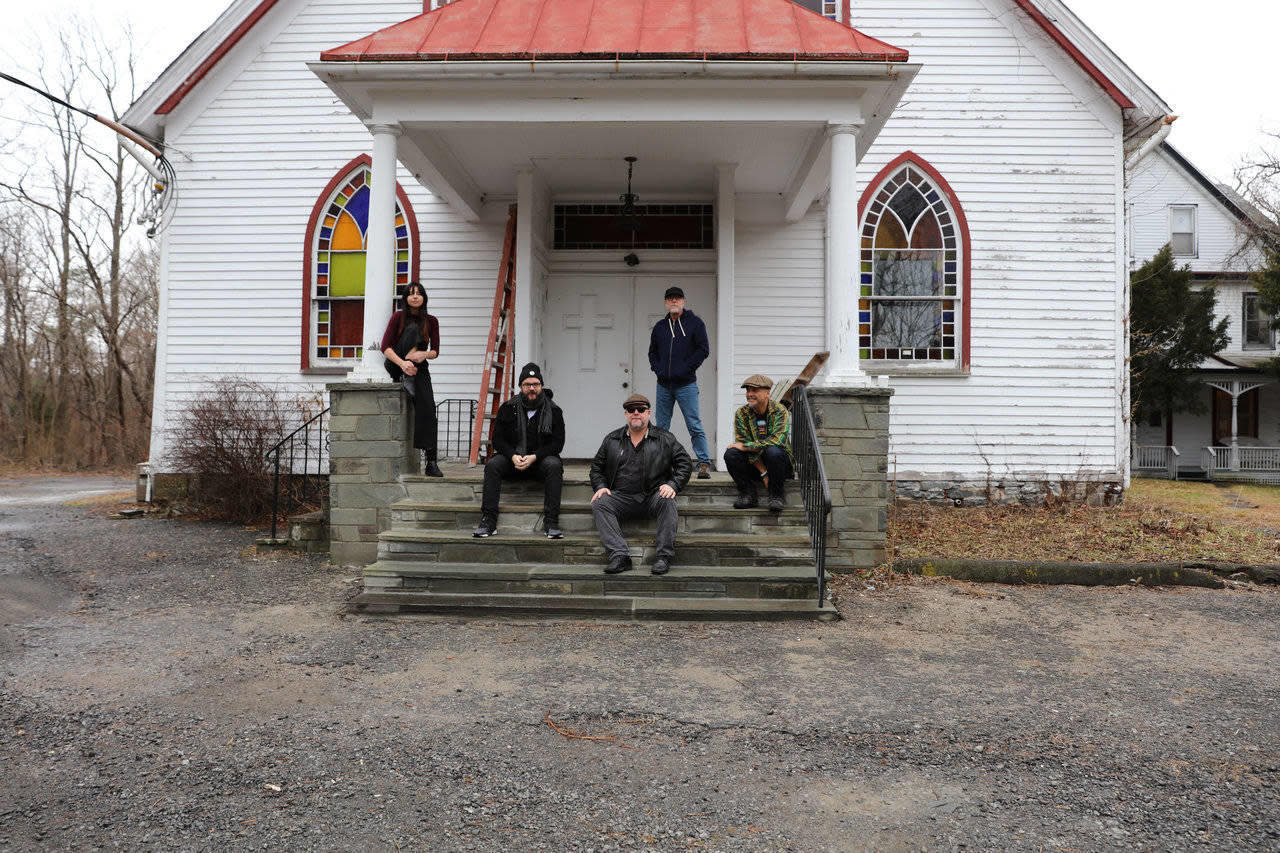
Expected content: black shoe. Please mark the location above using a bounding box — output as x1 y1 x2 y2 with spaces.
472 517 497 538
651 557 671 576
768 495 785 513
544 523 563 540
733 490 758 509
696 462 711 479
604 554 634 574
424 461 444 478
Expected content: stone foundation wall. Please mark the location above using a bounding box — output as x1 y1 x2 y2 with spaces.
892 478 1125 507
328 383 416 565
806 386 894 572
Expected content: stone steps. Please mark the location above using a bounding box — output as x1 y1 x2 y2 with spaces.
360 464 830 619
354 589 837 620
400 471 747 505
377 528 815 567
390 499 807 535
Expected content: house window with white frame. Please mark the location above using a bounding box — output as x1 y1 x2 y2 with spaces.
1243 291 1275 349
789 0 841 20
1169 204 1197 257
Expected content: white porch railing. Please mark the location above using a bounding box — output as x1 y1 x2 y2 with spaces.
1132 445 1179 479
1203 445 1280 475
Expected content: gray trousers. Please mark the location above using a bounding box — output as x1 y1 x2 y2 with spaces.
591 490 678 561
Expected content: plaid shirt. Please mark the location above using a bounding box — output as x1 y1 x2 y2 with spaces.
732 399 792 465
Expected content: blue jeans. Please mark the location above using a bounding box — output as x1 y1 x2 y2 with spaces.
655 381 710 465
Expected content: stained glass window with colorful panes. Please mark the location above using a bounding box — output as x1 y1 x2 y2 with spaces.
859 166 960 362
313 167 413 361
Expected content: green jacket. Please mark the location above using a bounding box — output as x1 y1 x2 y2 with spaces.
732 400 792 464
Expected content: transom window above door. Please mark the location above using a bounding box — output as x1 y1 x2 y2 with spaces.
553 204 714 250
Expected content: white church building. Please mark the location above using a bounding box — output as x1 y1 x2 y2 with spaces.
125 0 1176 495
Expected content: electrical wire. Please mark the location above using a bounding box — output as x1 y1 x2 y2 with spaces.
1 69 176 237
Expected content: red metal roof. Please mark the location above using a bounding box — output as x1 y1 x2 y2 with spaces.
319 0 910 63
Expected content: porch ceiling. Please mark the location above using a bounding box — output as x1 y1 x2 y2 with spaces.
402 121 823 197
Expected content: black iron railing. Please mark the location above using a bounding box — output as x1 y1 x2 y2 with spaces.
790 385 832 603
436 398 477 461
268 407 330 540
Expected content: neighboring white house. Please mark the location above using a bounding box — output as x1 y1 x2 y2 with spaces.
1129 143 1279 479
123 0 1173 494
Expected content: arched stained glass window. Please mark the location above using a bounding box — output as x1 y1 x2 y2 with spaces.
858 158 966 364
305 159 417 366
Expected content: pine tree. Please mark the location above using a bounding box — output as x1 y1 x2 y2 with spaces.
1130 245 1230 424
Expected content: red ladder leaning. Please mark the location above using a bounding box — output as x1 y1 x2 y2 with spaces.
469 205 517 464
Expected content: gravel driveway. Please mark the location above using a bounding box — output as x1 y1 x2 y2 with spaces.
1 476 1277 851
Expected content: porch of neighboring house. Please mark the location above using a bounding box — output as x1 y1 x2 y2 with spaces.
1132 357 1280 484
296 0 917 616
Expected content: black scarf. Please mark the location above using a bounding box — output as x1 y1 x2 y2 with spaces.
514 391 554 455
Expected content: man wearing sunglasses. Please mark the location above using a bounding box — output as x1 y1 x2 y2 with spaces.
474 362 566 539
588 393 693 575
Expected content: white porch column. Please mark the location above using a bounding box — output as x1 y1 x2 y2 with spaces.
715 163 737 468
515 168 536 371
354 122 402 381
1229 381 1241 471
821 122 869 387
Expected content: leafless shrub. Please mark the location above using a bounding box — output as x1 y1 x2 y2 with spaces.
168 380 312 523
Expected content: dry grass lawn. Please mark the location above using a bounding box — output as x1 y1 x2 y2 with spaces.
888 478 1280 565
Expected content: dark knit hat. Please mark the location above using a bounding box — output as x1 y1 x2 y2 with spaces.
663 286 685 300
623 393 651 409
518 362 543 384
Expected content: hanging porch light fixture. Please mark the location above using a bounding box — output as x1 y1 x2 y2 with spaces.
615 156 643 233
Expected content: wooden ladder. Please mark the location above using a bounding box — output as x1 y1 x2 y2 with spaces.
469 205 518 464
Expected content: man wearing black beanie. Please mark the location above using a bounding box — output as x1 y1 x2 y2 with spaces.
474 362 566 539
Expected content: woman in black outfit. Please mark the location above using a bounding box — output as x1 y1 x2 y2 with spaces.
381 281 443 476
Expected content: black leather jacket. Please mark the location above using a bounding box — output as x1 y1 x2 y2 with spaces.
589 425 693 495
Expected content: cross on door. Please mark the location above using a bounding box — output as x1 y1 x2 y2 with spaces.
562 294 615 369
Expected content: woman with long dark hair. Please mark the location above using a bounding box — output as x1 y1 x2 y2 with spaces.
381 281 442 476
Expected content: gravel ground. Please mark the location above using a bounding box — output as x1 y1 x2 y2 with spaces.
1 476 1277 851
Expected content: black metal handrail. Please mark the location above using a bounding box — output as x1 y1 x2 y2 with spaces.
436 398 478 461
268 406 330 540
790 385 832 603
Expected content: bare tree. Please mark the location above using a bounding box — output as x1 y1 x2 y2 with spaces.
0 17 158 469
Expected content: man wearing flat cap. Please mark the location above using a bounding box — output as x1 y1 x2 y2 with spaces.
588 392 693 575
474 362 566 539
724 374 793 513
648 285 713 479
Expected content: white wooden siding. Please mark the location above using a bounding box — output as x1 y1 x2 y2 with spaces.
849 0 1127 480
733 210 827 381
150 0 502 466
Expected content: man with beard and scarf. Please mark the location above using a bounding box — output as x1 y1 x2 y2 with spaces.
474 362 566 539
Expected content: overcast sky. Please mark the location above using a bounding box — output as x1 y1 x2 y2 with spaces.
7 0 1280 184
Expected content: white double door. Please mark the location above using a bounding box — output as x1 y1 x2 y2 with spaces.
544 274 717 459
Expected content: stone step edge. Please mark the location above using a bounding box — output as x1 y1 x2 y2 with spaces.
352 590 839 620
363 560 825 583
391 499 805 518
402 473 750 488
377 528 813 545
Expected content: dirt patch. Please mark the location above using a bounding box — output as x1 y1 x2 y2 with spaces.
888 480 1280 564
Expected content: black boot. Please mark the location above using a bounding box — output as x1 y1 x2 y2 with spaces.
424 459 443 478
733 485 758 509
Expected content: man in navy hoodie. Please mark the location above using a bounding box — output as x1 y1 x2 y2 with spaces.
648 286 712 478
